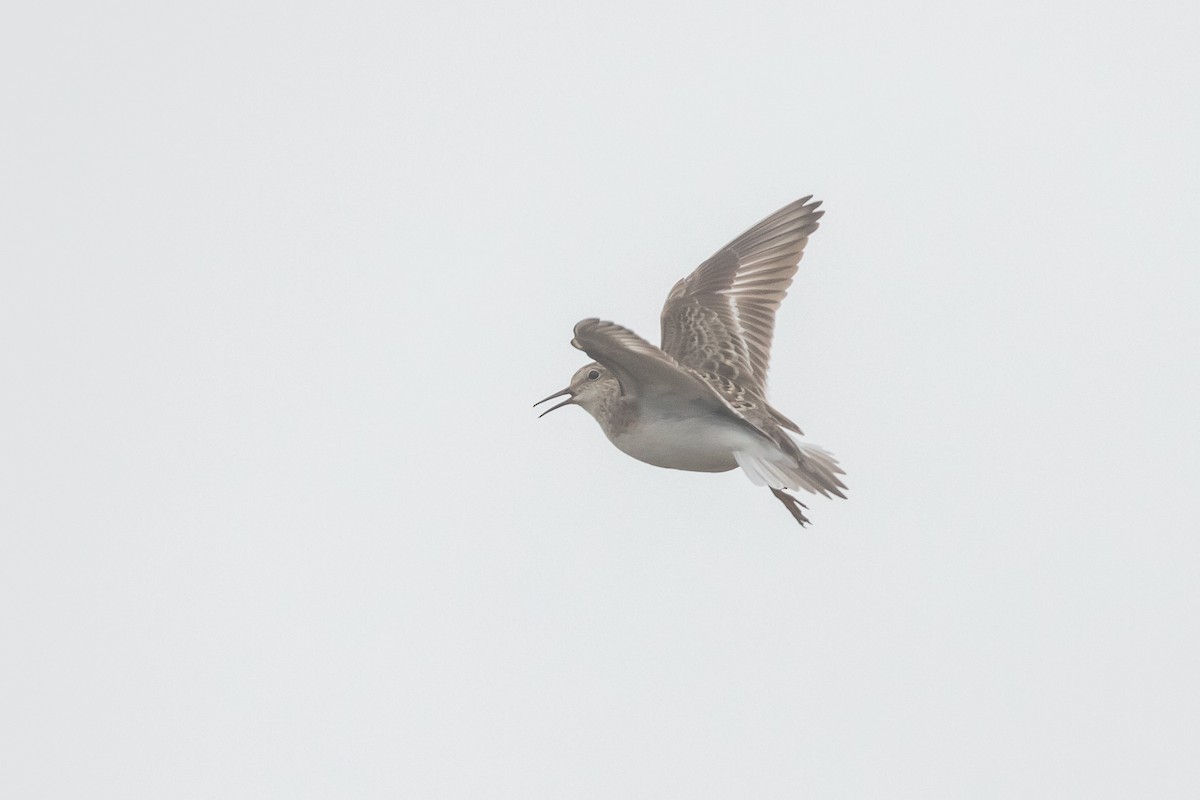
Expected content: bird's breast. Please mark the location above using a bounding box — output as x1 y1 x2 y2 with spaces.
607 414 758 473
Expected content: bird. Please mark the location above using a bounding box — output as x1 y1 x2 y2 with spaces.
534 196 845 526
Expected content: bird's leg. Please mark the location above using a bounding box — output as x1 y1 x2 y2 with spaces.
770 488 811 527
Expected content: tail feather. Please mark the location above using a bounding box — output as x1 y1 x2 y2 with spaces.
735 451 771 487
734 443 848 499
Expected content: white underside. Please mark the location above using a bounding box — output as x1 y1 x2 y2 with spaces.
604 411 841 497
609 414 774 473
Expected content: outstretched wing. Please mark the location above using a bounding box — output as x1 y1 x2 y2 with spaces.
660 196 823 394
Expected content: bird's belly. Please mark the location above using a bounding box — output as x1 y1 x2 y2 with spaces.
609 416 756 472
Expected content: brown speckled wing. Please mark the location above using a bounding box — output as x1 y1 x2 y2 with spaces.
571 318 744 422
660 196 823 396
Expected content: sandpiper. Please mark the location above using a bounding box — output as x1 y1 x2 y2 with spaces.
535 196 846 526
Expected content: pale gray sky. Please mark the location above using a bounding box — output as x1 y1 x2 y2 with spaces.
3 1 1199 797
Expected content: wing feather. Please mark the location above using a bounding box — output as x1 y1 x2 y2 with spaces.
571 318 745 422
660 196 823 394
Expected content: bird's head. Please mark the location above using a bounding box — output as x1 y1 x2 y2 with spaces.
534 362 620 418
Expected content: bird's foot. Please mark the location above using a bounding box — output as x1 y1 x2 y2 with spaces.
770 488 811 527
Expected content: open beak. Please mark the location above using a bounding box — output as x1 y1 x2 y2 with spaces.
533 387 574 418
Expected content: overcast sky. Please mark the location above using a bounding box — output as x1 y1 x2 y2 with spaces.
3 1 1199 797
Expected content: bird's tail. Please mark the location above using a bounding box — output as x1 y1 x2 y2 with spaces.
734 442 847 498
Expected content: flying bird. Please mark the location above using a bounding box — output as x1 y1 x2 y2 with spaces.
535 196 845 526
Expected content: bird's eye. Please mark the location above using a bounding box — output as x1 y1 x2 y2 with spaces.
587 369 600 380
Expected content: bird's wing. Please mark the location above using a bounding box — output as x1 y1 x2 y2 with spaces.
571 318 747 422
660 196 823 394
